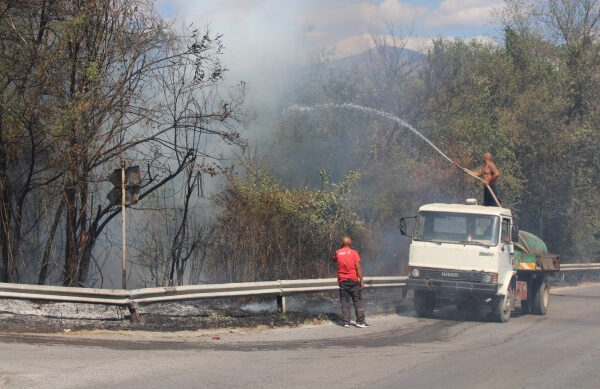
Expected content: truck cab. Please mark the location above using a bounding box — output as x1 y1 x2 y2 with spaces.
400 200 556 322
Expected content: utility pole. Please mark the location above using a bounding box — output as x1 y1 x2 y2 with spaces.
121 159 127 290
108 162 141 290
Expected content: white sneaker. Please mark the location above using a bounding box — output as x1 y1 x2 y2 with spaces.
355 322 370 328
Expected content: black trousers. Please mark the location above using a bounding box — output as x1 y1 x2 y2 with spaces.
483 184 500 207
339 279 365 324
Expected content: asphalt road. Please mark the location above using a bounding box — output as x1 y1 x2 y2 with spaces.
1 283 599 388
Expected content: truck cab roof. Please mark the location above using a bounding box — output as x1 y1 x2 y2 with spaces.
418 203 512 218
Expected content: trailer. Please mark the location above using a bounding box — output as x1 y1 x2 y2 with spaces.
512 230 559 315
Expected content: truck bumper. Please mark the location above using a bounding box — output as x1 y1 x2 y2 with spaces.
408 278 498 294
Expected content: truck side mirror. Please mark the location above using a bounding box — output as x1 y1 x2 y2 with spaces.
399 216 416 238
399 218 408 236
511 225 519 243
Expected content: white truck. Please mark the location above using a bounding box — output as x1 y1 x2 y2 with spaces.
400 200 559 322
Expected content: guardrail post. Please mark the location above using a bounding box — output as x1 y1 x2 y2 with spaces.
128 302 141 323
277 295 286 314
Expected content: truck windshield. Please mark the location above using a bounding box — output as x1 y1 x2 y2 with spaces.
414 211 500 246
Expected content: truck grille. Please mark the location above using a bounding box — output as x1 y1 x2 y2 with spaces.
417 268 487 283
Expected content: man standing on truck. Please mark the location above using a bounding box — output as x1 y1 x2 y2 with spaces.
332 236 368 328
463 152 501 206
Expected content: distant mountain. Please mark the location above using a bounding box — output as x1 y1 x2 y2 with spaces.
330 45 425 71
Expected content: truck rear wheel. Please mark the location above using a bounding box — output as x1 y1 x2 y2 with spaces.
531 276 549 315
414 290 434 317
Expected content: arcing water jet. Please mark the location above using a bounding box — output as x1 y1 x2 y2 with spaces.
285 103 501 207
286 103 455 165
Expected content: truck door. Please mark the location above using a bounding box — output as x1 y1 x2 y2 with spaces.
500 218 512 270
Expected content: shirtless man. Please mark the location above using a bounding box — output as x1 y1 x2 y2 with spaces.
464 152 501 206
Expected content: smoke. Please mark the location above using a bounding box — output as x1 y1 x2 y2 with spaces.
159 0 309 146
240 301 277 313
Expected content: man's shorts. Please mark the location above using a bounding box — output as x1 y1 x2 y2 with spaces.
484 184 500 206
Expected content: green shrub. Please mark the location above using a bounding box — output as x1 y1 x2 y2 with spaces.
208 161 369 282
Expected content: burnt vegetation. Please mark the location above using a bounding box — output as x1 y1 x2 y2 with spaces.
1 0 600 288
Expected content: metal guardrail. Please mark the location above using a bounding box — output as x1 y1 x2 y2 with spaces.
0 282 130 305
129 280 284 305
560 263 600 271
0 265 599 321
0 276 408 321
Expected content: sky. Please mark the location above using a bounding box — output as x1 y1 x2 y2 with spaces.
159 0 505 57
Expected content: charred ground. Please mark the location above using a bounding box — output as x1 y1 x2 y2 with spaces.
0 288 407 334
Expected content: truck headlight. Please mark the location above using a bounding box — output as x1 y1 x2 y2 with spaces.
411 268 420 278
482 273 497 283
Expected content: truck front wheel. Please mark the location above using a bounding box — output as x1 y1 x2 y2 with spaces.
414 290 434 317
531 276 549 315
493 285 515 323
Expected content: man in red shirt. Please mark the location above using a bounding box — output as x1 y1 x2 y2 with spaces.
332 236 368 328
